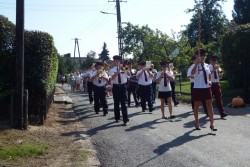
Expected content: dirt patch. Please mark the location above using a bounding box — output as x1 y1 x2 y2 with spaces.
0 89 100 167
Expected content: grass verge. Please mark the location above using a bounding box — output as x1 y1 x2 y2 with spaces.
0 144 47 161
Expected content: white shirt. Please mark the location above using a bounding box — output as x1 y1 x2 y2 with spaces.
75 75 81 83
85 70 95 82
187 64 195 83
136 69 153 85
90 71 108 86
156 71 172 92
128 69 138 83
109 66 128 84
209 64 220 83
191 63 211 88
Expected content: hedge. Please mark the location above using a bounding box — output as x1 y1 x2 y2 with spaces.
0 15 58 123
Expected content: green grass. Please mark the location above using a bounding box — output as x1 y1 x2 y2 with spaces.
0 144 47 161
174 79 247 106
79 150 89 161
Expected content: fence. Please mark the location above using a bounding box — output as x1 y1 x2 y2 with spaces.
28 87 55 125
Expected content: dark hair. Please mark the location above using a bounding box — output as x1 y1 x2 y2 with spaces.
195 48 207 56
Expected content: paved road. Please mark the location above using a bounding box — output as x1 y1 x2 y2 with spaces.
60 84 250 167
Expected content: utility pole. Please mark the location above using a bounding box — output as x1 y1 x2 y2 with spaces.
15 0 25 129
109 0 126 60
72 38 81 65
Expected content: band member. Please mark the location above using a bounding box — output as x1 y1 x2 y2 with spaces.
209 55 228 119
136 61 155 112
90 62 109 116
126 61 139 107
85 64 95 104
151 64 158 104
191 48 217 131
109 55 130 126
168 63 179 106
187 56 208 116
155 61 175 119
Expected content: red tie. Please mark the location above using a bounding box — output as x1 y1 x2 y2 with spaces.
117 67 121 84
213 66 217 79
201 63 207 84
144 71 148 82
164 73 167 86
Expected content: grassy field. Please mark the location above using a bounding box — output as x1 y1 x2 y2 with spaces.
174 79 245 106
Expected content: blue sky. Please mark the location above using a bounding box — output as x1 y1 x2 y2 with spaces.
1 0 234 58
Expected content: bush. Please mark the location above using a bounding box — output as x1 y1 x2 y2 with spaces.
0 15 58 123
221 24 250 88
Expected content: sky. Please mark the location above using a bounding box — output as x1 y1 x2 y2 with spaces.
0 0 234 59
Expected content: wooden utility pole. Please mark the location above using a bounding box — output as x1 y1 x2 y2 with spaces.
73 38 81 64
15 0 25 129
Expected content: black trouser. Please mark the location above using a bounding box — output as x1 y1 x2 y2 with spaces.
138 84 153 110
93 85 108 114
170 80 177 104
112 84 128 123
87 81 94 103
127 83 139 106
190 82 207 113
151 82 157 102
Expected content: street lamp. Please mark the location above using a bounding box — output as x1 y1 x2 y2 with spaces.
100 9 124 60
100 11 116 15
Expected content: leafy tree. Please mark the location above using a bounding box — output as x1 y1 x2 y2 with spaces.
121 22 176 68
58 54 74 75
81 50 96 70
99 42 110 61
233 0 250 24
183 0 229 47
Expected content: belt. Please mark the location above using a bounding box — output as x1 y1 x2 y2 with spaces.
113 83 126 86
139 84 151 87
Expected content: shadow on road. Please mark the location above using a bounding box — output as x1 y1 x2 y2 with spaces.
137 129 216 167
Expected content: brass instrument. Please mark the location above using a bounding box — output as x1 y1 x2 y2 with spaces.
216 64 224 79
103 61 110 71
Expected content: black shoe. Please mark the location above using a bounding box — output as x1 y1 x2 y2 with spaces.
174 101 179 106
210 126 217 132
95 112 99 114
103 111 108 116
195 127 201 130
169 115 176 119
149 108 155 112
115 120 119 123
135 103 140 107
221 112 228 119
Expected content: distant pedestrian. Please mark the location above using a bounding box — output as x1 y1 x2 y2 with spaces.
69 73 75 92
61 75 66 87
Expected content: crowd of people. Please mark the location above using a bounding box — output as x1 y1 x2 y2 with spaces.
62 48 228 129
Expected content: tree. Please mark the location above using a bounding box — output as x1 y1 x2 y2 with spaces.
58 54 74 75
81 50 96 70
183 0 229 47
233 0 250 24
121 22 176 68
99 42 110 61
